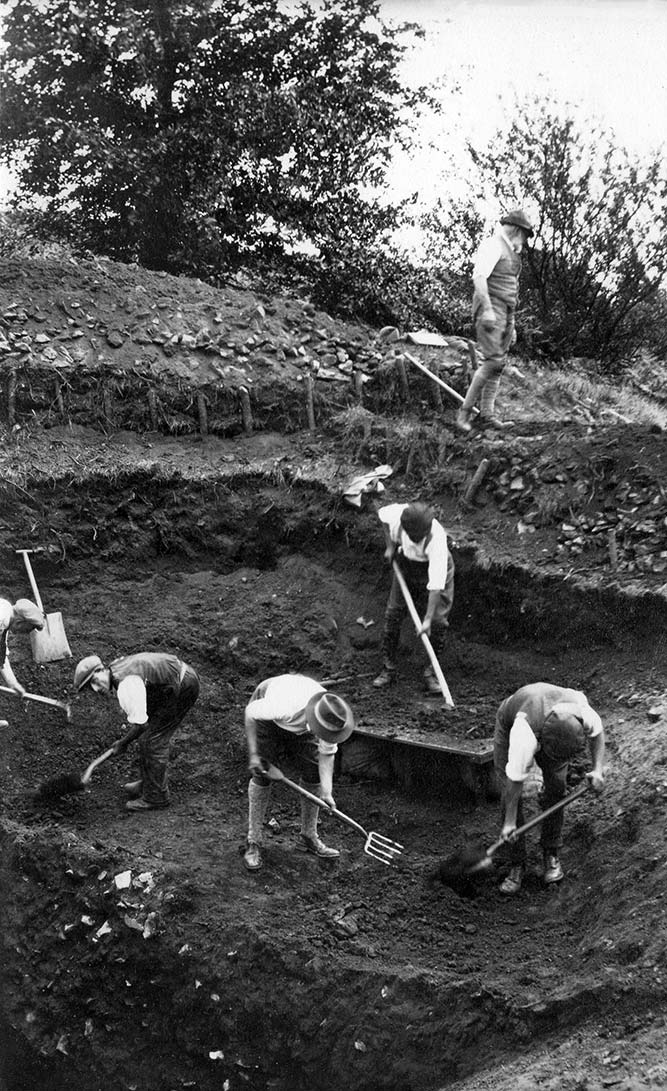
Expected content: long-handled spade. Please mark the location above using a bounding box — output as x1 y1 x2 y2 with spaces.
392 560 455 707
435 781 590 890
0 683 72 721
261 762 404 866
35 746 117 802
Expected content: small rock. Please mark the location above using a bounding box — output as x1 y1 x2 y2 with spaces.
648 706 665 722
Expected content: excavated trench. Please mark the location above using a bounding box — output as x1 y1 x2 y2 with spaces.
3 468 667 1091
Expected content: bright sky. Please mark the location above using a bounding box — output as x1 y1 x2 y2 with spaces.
381 0 667 202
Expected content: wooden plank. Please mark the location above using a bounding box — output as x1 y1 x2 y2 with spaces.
352 724 494 765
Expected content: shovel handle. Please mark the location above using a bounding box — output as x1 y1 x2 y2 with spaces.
391 562 454 707
260 762 369 838
0 684 71 718
486 781 590 859
82 747 117 786
402 352 479 416
15 549 45 614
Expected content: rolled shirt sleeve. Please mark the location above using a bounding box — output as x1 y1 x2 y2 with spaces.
246 674 337 756
117 676 149 725
505 712 539 781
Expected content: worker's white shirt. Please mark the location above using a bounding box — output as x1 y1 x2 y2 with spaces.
117 676 149 725
506 707 603 781
246 673 336 756
0 598 12 662
472 228 517 280
378 503 449 591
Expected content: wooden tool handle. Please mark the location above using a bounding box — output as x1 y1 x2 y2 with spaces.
485 782 590 858
82 747 117 785
262 763 369 838
391 561 455 707
15 549 45 613
403 351 479 416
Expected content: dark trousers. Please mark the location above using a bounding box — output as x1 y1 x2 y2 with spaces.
139 667 200 803
251 720 321 787
494 744 569 864
381 555 454 669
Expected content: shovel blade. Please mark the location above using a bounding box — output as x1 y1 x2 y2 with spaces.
30 613 72 664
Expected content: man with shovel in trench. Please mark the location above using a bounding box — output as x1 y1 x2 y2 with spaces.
243 674 355 871
494 682 605 895
373 502 454 695
73 651 200 812
0 597 44 696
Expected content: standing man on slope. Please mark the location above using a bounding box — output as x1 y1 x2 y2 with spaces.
373 501 454 695
74 651 200 812
243 674 355 871
494 682 605 895
456 208 534 434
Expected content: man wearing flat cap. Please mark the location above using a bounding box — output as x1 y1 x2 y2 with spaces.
494 682 605 895
73 651 200 812
456 208 534 435
0 597 44 696
244 674 355 870
373 501 454 694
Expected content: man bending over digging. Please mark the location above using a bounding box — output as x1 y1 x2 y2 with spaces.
494 682 605 895
74 651 200 812
243 673 355 871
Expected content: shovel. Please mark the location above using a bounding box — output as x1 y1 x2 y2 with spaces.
261 762 404 866
436 782 589 888
392 561 454 707
0 683 72 721
15 549 72 663
35 745 117 801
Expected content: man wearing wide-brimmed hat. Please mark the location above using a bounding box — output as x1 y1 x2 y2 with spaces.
0 597 44 696
243 674 355 870
456 208 534 435
493 682 605 895
373 501 454 694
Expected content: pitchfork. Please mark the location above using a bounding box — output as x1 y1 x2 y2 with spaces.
260 762 404 866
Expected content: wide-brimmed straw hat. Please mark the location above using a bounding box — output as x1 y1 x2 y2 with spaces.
305 691 355 745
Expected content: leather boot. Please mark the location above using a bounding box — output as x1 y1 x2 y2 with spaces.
300 785 340 859
245 780 272 871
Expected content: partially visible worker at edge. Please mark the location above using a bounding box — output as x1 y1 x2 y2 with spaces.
0 597 44 696
494 682 605 895
373 501 454 695
456 207 534 435
73 651 200 812
243 673 355 871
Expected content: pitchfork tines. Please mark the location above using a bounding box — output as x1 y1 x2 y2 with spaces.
363 829 403 866
260 762 404 866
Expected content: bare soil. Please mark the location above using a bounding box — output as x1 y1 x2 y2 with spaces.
2 258 667 1091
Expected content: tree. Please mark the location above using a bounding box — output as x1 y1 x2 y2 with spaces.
0 0 429 276
421 96 667 365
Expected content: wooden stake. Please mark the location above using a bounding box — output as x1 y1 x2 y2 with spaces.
463 458 490 504
54 375 65 416
354 369 364 404
429 377 443 411
239 386 253 434
607 528 618 570
102 385 113 424
7 368 16 427
147 388 159 430
196 392 208 437
305 374 316 430
395 356 410 402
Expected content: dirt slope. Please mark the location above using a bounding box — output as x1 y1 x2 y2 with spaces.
2 256 667 1091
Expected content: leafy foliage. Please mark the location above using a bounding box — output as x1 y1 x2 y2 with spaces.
422 97 667 365
0 0 429 278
